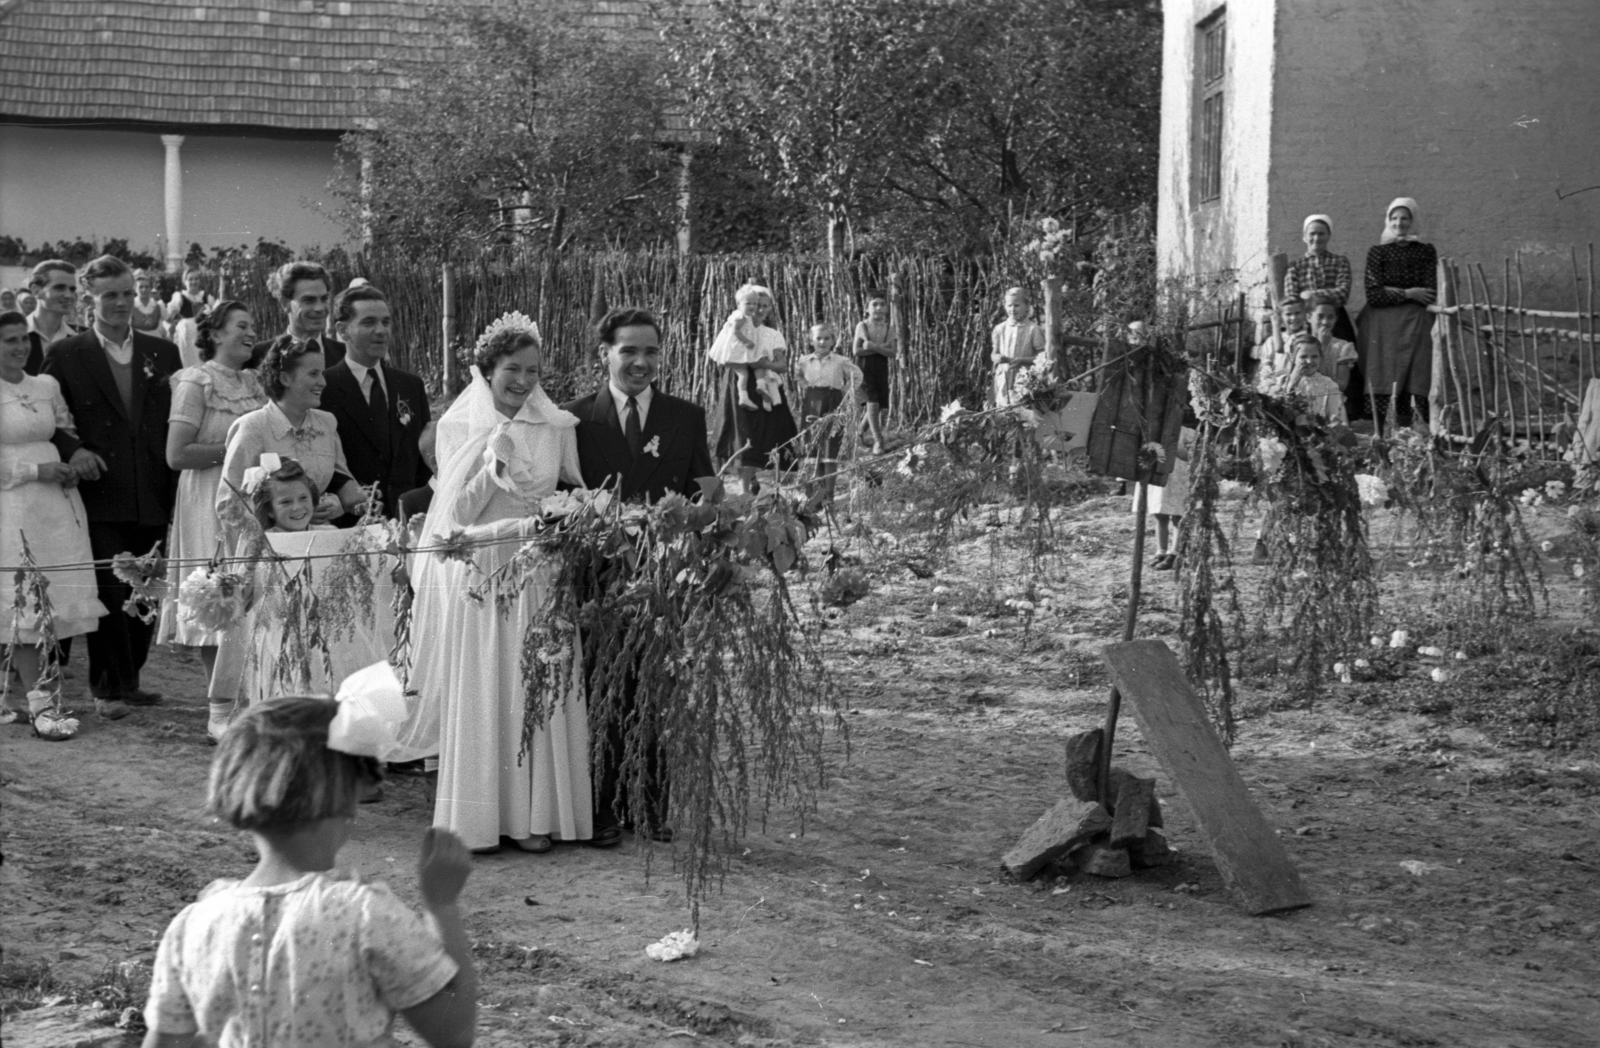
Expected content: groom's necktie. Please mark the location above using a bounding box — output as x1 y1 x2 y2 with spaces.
624 395 643 458
367 371 390 455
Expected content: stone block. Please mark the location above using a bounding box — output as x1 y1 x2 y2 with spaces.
1064 729 1103 801
1110 774 1156 848
1108 767 1163 827
1002 799 1111 881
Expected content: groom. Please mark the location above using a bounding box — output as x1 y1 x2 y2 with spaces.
565 307 714 845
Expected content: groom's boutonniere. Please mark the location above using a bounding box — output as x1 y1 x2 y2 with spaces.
396 397 413 427
642 435 661 458
141 355 161 382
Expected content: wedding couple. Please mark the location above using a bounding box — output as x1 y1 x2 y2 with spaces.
400 308 713 854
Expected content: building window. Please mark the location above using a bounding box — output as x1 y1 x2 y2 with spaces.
1195 9 1225 204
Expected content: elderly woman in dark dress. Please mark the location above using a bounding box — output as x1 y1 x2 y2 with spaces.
709 284 799 494
1355 197 1437 428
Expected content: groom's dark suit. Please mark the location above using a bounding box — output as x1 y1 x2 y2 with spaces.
564 385 713 503
44 329 181 701
320 360 431 519
564 383 714 837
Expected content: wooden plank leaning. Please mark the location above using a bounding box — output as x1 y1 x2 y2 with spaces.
1101 639 1312 916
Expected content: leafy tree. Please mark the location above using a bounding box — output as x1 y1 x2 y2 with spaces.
660 0 944 258
890 0 1160 248
331 0 674 256
660 0 1159 254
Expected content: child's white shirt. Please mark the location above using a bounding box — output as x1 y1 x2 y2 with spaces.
800 353 863 390
144 870 456 1048
991 319 1045 362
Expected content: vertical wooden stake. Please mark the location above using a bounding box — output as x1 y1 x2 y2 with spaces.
1100 469 1148 807
440 262 456 393
1515 253 1532 443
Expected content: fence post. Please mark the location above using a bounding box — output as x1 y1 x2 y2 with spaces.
441 262 456 392
1041 275 1061 364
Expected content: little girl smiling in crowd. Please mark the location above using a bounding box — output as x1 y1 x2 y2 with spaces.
251 457 336 534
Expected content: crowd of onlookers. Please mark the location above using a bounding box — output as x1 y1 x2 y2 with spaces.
0 196 1436 733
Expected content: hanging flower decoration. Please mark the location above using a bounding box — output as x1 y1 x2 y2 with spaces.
110 543 169 623
178 565 250 632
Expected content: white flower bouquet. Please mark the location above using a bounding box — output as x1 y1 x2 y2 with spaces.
178 565 250 632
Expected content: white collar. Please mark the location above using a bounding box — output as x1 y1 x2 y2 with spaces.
265 399 322 438
94 323 134 357
28 311 71 344
610 382 652 409
346 356 384 389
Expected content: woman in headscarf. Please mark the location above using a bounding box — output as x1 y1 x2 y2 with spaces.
1355 198 1437 428
1284 214 1356 342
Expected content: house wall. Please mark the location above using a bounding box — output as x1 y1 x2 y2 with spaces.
1270 0 1600 311
0 125 350 261
1160 0 1600 313
1156 0 1277 300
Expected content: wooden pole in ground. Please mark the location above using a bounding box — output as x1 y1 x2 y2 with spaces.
1099 465 1149 808
1437 258 1470 437
1580 246 1593 406
1515 253 1533 442
1234 291 1247 374
440 262 456 392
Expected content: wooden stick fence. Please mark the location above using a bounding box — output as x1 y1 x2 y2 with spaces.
1428 246 1596 451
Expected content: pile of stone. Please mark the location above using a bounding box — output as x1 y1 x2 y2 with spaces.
1002 728 1173 880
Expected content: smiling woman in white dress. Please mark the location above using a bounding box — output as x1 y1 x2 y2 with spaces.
401 314 594 854
0 311 106 738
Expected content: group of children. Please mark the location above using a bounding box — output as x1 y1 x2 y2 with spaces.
1253 296 1354 425
708 284 898 476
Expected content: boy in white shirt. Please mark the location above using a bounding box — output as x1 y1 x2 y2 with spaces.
797 322 863 502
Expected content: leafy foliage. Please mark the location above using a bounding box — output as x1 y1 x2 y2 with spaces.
463 483 840 924
660 0 1160 254
332 0 674 255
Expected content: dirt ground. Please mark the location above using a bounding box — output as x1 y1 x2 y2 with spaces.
4 490 1599 1047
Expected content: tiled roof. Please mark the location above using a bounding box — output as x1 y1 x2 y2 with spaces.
0 0 660 134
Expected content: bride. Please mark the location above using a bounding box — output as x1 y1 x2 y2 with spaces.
400 313 594 853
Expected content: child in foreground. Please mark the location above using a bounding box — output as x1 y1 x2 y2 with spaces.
797 321 863 502
710 283 786 411
143 694 477 1048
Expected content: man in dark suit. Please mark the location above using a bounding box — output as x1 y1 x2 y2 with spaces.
563 307 715 847
564 307 714 503
319 285 431 521
43 256 181 720
249 260 345 370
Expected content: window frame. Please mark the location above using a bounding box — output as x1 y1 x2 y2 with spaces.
1194 8 1226 205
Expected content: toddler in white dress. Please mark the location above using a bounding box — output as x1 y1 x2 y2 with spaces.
710 283 786 411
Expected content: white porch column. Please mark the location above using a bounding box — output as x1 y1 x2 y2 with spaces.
161 134 185 272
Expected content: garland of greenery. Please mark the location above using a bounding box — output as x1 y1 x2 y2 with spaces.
1377 423 1546 640
1181 368 1377 710
465 482 841 923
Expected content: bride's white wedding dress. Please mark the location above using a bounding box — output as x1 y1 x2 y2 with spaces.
399 375 592 848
